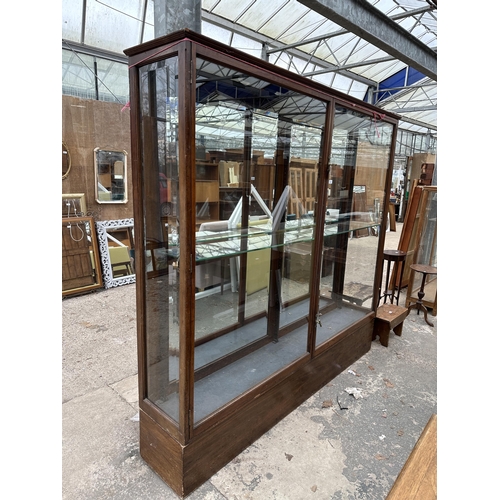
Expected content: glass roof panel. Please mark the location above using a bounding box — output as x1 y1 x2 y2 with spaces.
211 0 256 21
84 0 145 53
263 9 327 42
329 73 357 95
310 72 333 87
62 0 85 43
269 52 292 72
62 0 437 134
362 61 407 82
201 21 233 46
237 0 307 33
230 32 263 58
350 80 369 101
203 0 221 10
288 57 309 75
322 35 360 65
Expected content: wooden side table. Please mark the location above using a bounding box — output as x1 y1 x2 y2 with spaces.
407 264 437 327
380 249 407 306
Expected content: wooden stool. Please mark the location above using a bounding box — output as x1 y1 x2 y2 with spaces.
380 249 407 306
407 264 437 327
373 303 408 347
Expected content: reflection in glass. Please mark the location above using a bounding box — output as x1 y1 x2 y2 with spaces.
106 226 135 278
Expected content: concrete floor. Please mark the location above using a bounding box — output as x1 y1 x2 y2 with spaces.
62 223 437 499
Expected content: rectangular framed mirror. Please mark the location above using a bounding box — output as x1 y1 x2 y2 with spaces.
94 148 128 203
95 218 135 288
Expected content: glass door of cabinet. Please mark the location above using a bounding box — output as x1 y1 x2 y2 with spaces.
192 56 328 424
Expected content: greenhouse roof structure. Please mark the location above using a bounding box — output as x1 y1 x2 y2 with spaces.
62 0 437 137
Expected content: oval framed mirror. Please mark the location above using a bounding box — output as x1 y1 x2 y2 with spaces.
62 142 72 180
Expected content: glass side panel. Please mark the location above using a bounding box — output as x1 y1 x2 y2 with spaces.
192 57 326 424
138 56 181 424
316 105 394 347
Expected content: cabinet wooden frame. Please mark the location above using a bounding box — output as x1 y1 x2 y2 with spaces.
125 29 399 498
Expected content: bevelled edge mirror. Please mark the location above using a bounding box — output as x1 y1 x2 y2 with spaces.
94 148 128 204
62 141 71 180
95 218 135 288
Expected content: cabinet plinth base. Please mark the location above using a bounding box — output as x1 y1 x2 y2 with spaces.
139 319 373 497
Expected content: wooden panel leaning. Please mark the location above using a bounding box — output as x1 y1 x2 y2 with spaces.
386 413 437 499
373 304 408 347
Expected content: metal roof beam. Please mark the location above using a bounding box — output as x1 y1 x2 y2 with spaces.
397 116 436 131
388 105 436 113
303 55 397 76
373 82 436 94
62 40 128 64
297 0 437 81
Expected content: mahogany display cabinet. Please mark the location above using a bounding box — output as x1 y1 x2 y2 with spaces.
125 29 399 497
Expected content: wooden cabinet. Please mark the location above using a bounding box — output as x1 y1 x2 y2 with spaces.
125 29 399 498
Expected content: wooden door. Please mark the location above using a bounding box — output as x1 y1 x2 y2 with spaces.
62 217 102 295
288 167 303 216
304 169 317 213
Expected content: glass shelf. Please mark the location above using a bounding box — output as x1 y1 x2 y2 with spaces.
164 214 382 263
